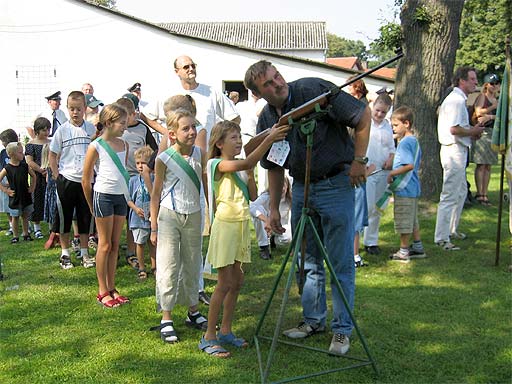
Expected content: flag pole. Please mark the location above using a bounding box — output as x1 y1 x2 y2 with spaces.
495 35 511 267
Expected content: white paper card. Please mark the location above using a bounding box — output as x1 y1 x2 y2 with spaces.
267 140 290 167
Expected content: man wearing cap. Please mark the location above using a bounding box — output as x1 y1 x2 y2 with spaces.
434 66 485 251
85 94 104 125
28 91 68 139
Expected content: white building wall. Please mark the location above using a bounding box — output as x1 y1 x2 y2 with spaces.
0 0 393 137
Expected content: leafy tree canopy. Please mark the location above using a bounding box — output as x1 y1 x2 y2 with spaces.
456 0 511 79
326 33 367 61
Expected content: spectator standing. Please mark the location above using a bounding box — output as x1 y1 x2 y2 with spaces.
434 67 485 250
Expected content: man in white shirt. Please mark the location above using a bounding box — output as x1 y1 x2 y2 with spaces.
163 55 240 152
434 66 485 250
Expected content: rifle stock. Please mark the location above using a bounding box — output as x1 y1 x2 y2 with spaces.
243 93 331 155
243 51 403 156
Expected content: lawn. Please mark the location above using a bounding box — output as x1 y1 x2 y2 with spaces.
0 165 511 384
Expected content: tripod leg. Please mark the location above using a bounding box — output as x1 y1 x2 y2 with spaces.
305 216 379 374
260 214 308 383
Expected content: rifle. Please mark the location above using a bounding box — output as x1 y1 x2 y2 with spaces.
243 51 403 155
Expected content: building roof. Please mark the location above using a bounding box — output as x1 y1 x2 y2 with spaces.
326 57 364 71
370 67 396 80
157 21 328 50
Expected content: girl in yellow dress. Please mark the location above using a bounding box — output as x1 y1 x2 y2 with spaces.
199 120 289 358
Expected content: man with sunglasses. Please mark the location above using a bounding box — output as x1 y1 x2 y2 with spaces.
170 55 240 153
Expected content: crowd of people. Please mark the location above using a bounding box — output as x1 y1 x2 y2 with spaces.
0 57 505 359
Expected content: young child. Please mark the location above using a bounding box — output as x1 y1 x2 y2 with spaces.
49 91 96 269
150 109 209 343
157 94 211 306
198 120 289 358
0 142 36 243
25 117 51 239
249 175 292 260
129 145 156 280
0 129 19 236
82 103 136 308
388 106 426 263
117 96 159 271
363 93 395 255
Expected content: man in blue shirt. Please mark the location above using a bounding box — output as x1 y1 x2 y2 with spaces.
244 61 371 355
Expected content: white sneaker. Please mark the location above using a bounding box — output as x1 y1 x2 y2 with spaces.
59 256 74 270
82 255 96 268
329 333 350 355
450 232 467 240
436 241 460 251
283 322 325 339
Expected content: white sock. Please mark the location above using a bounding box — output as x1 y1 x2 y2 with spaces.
33 224 41 232
62 249 70 257
80 248 89 257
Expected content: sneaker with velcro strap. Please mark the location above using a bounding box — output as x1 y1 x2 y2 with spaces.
436 241 460 251
59 256 74 270
408 248 427 259
185 312 208 330
82 255 96 269
283 321 325 339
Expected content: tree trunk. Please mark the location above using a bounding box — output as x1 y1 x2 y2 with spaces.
394 0 464 199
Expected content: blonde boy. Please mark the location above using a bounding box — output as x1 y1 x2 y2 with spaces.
388 106 426 262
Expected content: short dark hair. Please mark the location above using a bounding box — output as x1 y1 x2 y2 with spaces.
0 128 18 144
453 66 476 87
244 60 274 95
34 117 51 135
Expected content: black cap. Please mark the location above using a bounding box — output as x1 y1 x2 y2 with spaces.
45 91 61 101
128 82 141 92
122 93 139 110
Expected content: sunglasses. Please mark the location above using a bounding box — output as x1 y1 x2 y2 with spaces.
489 82 499 85
180 63 197 70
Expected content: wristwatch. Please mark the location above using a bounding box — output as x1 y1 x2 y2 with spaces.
353 156 369 165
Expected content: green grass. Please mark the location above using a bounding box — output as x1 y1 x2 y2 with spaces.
1 164 511 383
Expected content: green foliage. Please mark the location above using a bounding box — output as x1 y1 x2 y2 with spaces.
326 33 367 61
368 22 402 67
413 5 432 25
456 0 510 77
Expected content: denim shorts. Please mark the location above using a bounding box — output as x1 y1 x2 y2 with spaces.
93 191 128 218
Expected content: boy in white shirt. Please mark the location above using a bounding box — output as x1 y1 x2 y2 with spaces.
49 91 96 269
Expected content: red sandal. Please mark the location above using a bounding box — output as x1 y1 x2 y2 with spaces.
97 292 119 308
110 289 130 305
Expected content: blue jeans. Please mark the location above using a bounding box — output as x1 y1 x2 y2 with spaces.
291 171 355 335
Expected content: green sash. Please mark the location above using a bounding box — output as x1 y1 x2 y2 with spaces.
375 139 420 213
95 137 130 188
163 146 201 193
207 158 250 223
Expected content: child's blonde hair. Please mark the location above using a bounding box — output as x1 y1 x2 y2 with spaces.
6 142 21 157
165 108 197 132
97 103 128 131
134 145 153 162
67 91 86 107
116 97 136 114
208 121 240 160
163 94 197 117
